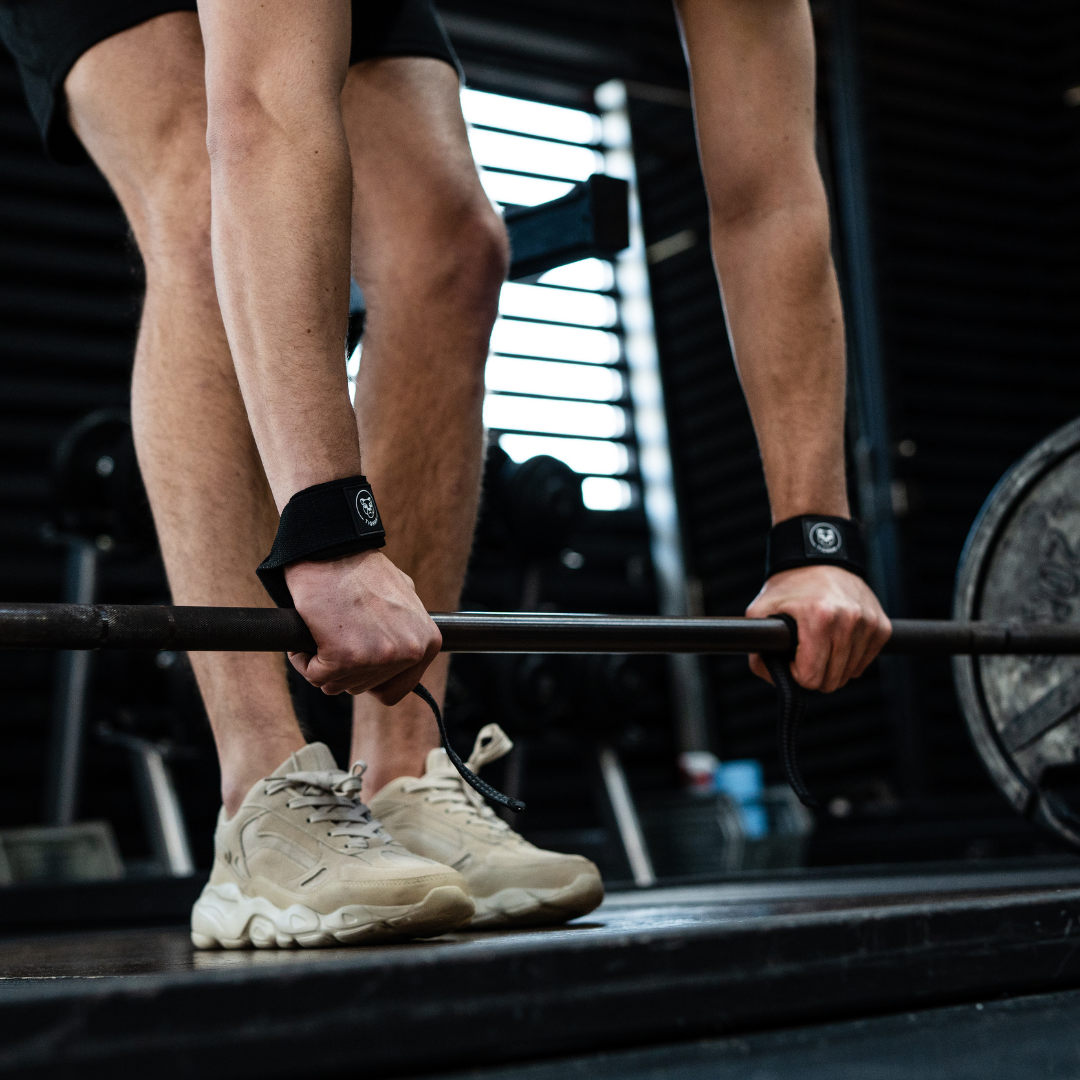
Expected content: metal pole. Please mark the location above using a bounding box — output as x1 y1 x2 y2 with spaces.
128 739 195 877
44 542 97 826
598 78 712 756
828 0 921 795
597 744 656 887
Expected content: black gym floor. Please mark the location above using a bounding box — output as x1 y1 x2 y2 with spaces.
4 858 1080 1078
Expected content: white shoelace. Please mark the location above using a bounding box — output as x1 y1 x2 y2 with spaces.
265 765 389 850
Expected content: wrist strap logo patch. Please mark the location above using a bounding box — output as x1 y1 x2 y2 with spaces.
806 520 843 556
343 482 381 536
257 475 386 607
356 489 379 528
765 514 867 582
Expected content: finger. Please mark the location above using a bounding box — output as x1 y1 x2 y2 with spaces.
307 653 402 697
321 663 401 697
748 653 774 685
790 617 832 691
838 614 875 687
367 660 429 706
287 651 314 677
817 617 855 692
851 617 892 680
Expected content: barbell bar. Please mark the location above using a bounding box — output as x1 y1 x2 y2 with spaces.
1 602 1079 655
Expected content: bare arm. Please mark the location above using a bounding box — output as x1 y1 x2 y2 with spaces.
676 0 890 691
197 0 440 702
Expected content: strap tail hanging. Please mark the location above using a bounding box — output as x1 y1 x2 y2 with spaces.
412 684 526 813
764 613 818 810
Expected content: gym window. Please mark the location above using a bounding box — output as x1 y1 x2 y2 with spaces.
462 88 637 513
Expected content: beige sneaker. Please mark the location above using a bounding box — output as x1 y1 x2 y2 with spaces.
191 742 474 949
369 724 604 929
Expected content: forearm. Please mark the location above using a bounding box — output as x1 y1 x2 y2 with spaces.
712 197 849 523
200 0 357 509
677 0 849 524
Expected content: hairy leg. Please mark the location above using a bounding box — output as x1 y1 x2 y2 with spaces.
64 12 304 814
342 58 508 790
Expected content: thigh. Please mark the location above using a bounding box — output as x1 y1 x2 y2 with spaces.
0 0 198 164
342 56 488 284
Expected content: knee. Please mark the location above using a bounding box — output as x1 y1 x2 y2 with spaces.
136 138 213 276
104 113 213 279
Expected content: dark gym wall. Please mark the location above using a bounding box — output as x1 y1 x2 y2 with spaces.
0 52 168 847
854 0 1080 800
627 0 1080 856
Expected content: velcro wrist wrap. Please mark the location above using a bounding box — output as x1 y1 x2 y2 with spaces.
765 515 866 582
256 475 385 608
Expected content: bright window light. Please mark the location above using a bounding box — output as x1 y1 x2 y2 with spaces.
582 477 633 511
461 89 601 145
466 86 640 513
347 342 361 404
468 129 603 181
486 356 623 402
498 433 629 475
499 283 617 328
490 319 620 364
479 172 574 207
538 258 615 291
484 395 626 438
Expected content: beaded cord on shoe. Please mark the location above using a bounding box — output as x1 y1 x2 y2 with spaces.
400 723 517 834
265 763 390 850
413 685 525 812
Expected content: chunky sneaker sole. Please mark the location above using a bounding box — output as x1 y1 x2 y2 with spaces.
191 881 475 949
470 871 605 929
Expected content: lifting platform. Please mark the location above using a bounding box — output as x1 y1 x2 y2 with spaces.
2 857 1080 1078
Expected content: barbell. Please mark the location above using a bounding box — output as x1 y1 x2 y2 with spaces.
1 602 1079 656
7 600 1077 816
12 418 1080 840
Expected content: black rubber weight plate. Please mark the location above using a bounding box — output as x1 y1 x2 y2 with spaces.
954 416 1080 849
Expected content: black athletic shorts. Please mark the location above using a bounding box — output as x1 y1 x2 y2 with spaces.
0 0 459 165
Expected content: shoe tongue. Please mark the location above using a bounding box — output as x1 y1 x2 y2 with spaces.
424 747 458 777
272 742 339 777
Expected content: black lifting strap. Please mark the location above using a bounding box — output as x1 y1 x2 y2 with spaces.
761 613 818 810
411 684 526 813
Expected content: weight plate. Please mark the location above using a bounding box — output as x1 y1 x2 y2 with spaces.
954 416 1080 848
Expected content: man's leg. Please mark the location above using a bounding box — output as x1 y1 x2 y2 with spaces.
338 57 603 928
64 12 475 948
341 57 508 792
63 12 305 815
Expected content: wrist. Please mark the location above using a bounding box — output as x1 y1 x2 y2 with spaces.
765 514 866 581
283 546 383 584
257 475 386 607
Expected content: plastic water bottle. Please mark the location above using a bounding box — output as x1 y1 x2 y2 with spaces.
715 759 768 840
